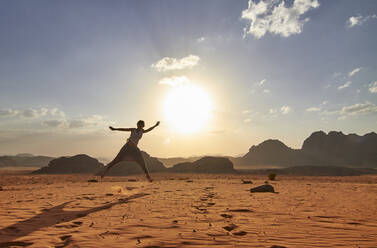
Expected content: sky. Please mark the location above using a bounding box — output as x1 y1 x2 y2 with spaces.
0 0 377 159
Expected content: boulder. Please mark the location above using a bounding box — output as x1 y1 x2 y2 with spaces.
250 184 275 193
169 156 236 174
32 154 104 174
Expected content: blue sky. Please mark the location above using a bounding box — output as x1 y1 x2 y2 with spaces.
0 0 376 159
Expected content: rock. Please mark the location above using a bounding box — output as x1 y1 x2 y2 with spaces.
242 180 253 184
87 179 98 183
32 154 104 174
250 184 275 193
168 156 236 174
270 245 287 248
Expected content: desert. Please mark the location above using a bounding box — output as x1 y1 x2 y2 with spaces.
1 171 377 247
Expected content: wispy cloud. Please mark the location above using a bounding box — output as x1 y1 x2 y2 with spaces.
259 79 266 86
0 108 19 117
306 107 321 112
369 81 377 93
158 76 190 87
151 55 200 72
321 102 377 120
338 81 352 90
280 105 291 114
241 0 319 39
243 118 251 123
263 89 271 93
347 14 377 28
348 67 361 77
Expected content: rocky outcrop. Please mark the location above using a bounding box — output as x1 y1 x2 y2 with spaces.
168 157 236 173
235 131 377 168
103 151 167 176
32 154 104 174
302 131 377 167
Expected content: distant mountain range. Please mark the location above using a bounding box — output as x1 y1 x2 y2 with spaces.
234 131 377 168
2 131 376 172
0 154 54 168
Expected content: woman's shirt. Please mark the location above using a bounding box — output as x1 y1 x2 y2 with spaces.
128 128 143 146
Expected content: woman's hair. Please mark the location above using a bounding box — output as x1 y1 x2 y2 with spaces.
137 120 145 127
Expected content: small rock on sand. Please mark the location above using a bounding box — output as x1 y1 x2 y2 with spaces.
270 245 287 248
87 179 98 183
250 184 275 193
242 180 253 184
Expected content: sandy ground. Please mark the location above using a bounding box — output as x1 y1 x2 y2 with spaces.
0 173 377 248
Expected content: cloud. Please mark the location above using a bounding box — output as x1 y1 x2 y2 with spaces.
340 102 377 116
280 105 291 114
338 81 352 90
50 108 66 118
69 115 105 129
241 0 320 39
242 110 250 114
348 67 361 77
263 89 271 93
151 55 200 72
306 107 321 112
269 108 277 114
42 120 66 128
20 108 40 118
259 79 266 86
0 108 19 117
347 15 377 28
368 81 377 93
243 118 251 123
158 76 190 87
321 102 377 120
197 37 206 43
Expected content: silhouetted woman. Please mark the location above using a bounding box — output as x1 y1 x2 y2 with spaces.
101 120 160 182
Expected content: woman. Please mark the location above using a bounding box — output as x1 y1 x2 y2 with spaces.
101 120 160 182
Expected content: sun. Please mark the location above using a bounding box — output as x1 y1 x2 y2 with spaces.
163 84 212 133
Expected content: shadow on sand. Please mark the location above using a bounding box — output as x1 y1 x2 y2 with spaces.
0 193 149 246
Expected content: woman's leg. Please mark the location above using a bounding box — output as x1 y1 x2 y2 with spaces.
101 145 127 178
135 156 152 182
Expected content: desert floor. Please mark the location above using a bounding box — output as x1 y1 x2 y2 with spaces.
0 172 376 248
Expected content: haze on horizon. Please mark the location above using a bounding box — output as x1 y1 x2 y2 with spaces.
0 0 376 159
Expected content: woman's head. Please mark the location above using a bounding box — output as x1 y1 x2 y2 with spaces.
137 120 145 128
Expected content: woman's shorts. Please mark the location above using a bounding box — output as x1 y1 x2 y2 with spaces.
117 142 144 164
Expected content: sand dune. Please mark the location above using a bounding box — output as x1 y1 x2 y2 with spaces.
0 173 376 247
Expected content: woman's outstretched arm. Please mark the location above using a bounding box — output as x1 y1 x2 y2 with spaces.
143 121 160 133
109 126 134 131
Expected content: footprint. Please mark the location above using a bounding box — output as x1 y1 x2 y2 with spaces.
233 231 247 236
228 209 254 213
223 224 238 232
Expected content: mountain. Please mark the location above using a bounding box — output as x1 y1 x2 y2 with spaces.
32 154 104 174
302 131 377 167
0 154 55 168
102 151 167 176
235 131 377 168
157 156 202 167
168 156 236 173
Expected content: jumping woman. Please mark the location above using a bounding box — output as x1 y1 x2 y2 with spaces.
101 120 160 182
